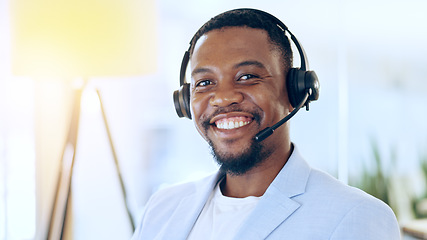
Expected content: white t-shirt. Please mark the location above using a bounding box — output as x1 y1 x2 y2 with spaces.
187 181 261 240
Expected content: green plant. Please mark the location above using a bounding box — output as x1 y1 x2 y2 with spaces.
349 139 397 214
411 152 427 219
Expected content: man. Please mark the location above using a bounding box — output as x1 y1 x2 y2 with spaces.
132 9 400 239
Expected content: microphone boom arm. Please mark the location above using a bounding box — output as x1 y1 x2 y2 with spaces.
255 89 311 142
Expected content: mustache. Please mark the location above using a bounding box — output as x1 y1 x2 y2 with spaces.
200 105 263 130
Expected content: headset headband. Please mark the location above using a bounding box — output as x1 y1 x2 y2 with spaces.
178 8 310 88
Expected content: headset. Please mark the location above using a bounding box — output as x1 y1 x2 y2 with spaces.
173 8 320 141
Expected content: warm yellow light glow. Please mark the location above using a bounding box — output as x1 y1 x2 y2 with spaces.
11 0 157 78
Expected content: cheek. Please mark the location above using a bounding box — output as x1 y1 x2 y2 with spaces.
191 94 210 138
274 80 293 113
253 87 290 122
190 94 205 120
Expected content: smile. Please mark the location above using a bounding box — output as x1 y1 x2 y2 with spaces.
215 116 252 130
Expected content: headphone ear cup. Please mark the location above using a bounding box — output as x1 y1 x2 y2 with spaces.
305 71 320 101
287 68 320 108
173 83 192 119
286 68 305 108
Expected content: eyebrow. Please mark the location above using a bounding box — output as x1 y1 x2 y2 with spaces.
191 67 213 77
233 60 266 70
191 60 266 77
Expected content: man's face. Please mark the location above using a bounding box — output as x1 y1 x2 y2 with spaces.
190 27 292 174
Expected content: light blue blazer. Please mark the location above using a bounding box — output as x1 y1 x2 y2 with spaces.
132 147 401 239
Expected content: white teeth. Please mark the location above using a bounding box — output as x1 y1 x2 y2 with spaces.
216 120 250 130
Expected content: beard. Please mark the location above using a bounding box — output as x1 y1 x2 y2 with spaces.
208 138 273 176
200 105 272 175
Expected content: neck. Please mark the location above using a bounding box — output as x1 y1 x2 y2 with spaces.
220 143 293 198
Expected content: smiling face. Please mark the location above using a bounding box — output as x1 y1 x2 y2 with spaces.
190 27 293 175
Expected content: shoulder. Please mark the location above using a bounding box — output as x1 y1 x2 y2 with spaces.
307 168 368 201
306 168 401 239
328 189 401 239
284 146 400 238
145 172 219 211
132 172 220 239
307 168 385 207
306 167 393 216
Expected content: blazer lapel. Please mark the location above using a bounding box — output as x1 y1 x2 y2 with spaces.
235 188 301 239
234 147 311 239
158 172 224 240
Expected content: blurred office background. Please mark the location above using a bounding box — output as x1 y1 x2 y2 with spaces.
1 0 427 239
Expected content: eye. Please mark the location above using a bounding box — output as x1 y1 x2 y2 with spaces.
239 74 259 81
195 79 213 87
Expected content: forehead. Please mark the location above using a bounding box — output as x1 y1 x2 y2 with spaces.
190 27 280 68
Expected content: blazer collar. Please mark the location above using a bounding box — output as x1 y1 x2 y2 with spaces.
270 145 311 198
158 171 224 240
234 145 311 239
158 145 311 240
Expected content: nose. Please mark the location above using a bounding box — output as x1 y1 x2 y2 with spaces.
209 83 244 107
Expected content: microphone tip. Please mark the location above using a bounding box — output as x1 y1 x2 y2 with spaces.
254 127 274 142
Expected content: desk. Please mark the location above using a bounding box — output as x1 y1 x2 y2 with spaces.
402 219 427 239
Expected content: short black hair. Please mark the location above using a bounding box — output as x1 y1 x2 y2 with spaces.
189 9 293 70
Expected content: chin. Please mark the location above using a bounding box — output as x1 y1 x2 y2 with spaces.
208 138 272 176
